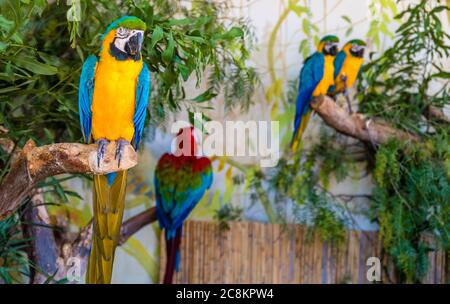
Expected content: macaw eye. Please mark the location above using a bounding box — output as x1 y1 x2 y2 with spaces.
116 27 128 37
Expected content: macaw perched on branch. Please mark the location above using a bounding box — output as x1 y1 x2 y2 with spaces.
329 39 366 113
155 127 213 284
78 16 150 284
291 35 340 152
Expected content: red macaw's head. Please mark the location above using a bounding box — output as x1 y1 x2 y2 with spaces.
173 126 200 156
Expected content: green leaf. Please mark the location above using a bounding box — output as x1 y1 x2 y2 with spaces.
430 6 449 14
167 18 194 26
302 18 310 36
0 16 14 32
341 15 352 23
33 0 48 16
386 0 397 15
186 35 206 44
193 16 212 27
431 72 450 79
290 5 309 17
178 63 191 81
345 27 353 37
162 33 175 64
191 89 217 102
11 33 23 44
222 27 244 40
12 54 58 75
38 52 62 67
0 86 20 94
150 26 164 49
0 41 9 53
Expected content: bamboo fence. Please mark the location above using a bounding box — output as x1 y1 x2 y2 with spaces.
159 220 448 284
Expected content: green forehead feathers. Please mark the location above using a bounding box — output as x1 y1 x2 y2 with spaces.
320 35 339 43
347 39 366 46
101 16 146 41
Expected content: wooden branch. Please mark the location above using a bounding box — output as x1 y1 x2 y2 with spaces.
310 96 420 146
119 207 158 245
57 207 157 282
21 191 59 284
0 140 138 220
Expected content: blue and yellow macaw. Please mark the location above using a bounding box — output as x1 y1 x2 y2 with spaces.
155 127 213 284
291 35 340 152
329 39 366 113
78 16 150 284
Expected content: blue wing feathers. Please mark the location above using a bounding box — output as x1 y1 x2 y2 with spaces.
133 63 150 149
294 88 314 133
155 161 213 240
78 55 97 143
293 52 324 139
329 51 346 93
333 51 346 79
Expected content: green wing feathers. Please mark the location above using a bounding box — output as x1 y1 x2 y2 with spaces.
87 171 127 284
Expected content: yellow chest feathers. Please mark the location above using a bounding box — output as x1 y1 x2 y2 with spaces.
313 55 335 96
334 52 363 92
91 31 143 141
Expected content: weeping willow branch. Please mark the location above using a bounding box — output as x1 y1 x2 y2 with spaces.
310 95 420 146
0 140 138 220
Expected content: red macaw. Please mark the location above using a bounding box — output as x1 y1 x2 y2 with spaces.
155 127 213 284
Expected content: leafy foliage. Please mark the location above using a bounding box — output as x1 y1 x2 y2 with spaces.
0 215 29 283
372 139 449 282
214 204 243 231
248 148 348 243
359 0 450 282
360 0 450 132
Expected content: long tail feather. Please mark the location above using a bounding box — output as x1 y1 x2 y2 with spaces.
87 171 127 284
291 110 312 152
163 227 182 284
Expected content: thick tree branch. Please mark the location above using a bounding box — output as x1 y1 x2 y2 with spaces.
310 96 420 146
119 207 158 245
0 140 138 220
21 191 59 284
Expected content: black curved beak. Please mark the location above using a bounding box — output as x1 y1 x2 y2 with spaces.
324 43 339 56
125 31 143 58
350 48 365 58
354 48 365 58
329 45 338 56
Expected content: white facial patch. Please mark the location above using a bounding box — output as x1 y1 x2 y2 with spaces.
324 42 338 52
113 28 144 53
113 37 127 53
351 45 365 53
